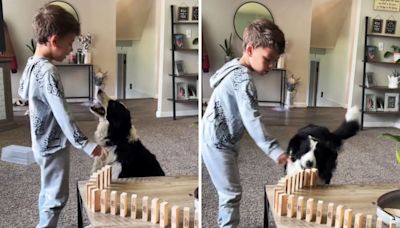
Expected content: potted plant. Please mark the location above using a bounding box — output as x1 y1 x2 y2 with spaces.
384 45 400 63
219 33 233 62
382 133 400 164
93 70 107 94
285 74 300 108
25 38 36 54
387 69 400 89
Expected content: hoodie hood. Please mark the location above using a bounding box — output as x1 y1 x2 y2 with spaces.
18 56 48 100
210 58 249 88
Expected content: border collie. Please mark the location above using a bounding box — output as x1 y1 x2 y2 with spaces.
90 89 165 179
285 106 360 184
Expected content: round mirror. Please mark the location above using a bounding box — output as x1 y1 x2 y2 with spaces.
48 1 79 22
233 2 274 40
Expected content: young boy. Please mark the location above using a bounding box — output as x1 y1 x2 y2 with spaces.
201 19 289 227
18 4 104 227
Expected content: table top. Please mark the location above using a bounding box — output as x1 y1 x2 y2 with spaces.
265 183 400 228
78 176 197 227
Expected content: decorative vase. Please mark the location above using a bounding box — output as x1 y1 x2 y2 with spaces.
84 51 92 64
387 75 399 88
277 54 285 69
285 90 296 108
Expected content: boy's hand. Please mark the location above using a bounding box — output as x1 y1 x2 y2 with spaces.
277 153 289 165
91 145 106 157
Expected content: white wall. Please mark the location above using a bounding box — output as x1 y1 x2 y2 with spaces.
157 0 199 117
202 0 312 107
4 0 117 98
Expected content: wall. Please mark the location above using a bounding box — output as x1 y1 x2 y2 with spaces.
349 0 400 127
157 0 199 117
202 0 312 107
4 0 117 98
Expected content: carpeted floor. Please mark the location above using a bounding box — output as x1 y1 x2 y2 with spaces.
201 107 400 228
0 99 198 228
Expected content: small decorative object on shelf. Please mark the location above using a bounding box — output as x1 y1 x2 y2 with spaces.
365 72 375 88
366 45 378 61
387 69 400 88
188 83 197 99
372 17 383 33
365 94 377 111
384 93 399 111
78 33 92 64
76 48 84 64
377 96 385 111
175 60 184 76
192 6 198 21
176 82 188 99
385 17 396 34
383 45 400 63
173 33 185 49
277 54 285 69
285 74 300 108
93 70 107 93
177 6 189 21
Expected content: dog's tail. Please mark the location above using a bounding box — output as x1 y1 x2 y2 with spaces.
333 106 360 140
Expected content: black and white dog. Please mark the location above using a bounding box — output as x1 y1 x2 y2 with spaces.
285 106 360 184
90 89 165 179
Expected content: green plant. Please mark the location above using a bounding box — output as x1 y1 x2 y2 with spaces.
219 33 233 57
381 133 400 164
384 45 400 63
25 38 36 54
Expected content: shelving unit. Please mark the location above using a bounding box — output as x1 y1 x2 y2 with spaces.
361 16 400 129
258 68 287 106
169 5 198 120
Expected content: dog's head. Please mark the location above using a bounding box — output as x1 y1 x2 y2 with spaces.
90 89 137 145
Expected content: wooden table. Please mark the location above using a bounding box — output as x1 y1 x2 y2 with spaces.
264 184 400 227
77 176 197 227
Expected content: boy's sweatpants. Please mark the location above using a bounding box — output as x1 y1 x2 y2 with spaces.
202 143 242 228
33 146 70 228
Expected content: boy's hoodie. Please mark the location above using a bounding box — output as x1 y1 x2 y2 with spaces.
202 58 283 162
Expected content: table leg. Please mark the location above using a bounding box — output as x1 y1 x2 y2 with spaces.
77 182 83 228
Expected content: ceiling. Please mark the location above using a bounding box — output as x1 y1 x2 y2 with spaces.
116 0 153 41
311 0 352 48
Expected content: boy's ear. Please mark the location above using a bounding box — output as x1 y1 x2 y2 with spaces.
48 35 58 47
245 43 254 57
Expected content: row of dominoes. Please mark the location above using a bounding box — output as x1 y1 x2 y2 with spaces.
277 168 318 195
85 166 199 228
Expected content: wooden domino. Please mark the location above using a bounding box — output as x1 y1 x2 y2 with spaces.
99 169 104 189
194 209 199 228
91 189 101 212
183 207 190 228
274 190 284 213
354 213 365 228
160 202 169 227
295 172 300 191
296 196 305 220
299 170 305 188
131 194 138 219
287 176 292 194
277 193 288 216
334 205 344 228
305 198 314 222
315 200 323 224
326 202 335 227
100 189 110 213
120 192 129 217
171 205 180 228
96 170 101 189
286 195 296 218
343 208 352 228
389 220 397 228
304 169 311 187
291 175 296 193
151 198 160 224
110 190 120 215
376 217 383 228
310 168 318 186
365 214 372 228
86 183 96 208
142 196 149 221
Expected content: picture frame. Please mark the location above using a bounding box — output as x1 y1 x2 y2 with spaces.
176 82 188 99
384 93 399 111
365 72 375 88
366 46 378 61
175 60 184 76
177 6 189 21
192 6 198 21
187 83 197 99
385 19 397 34
374 0 400 12
376 96 385 111
372 18 383 33
365 94 377 111
173 33 185 49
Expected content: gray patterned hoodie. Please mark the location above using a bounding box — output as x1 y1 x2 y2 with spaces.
202 58 283 162
19 56 97 156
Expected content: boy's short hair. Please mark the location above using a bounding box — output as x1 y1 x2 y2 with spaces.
243 19 285 54
33 4 80 44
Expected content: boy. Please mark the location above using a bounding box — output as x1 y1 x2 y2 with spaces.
18 4 104 227
201 19 289 227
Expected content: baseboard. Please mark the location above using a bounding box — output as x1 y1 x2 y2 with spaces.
156 109 198 118
363 121 397 128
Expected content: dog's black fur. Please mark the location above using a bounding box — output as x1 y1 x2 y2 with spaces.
285 108 360 184
91 90 165 178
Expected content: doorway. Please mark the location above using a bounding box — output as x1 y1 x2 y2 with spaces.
308 60 319 107
117 53 127 99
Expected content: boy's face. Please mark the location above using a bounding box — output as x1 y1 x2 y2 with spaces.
49 33 75 62
246 44 280 75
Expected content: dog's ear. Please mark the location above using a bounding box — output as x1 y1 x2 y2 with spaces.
287 134 310 159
